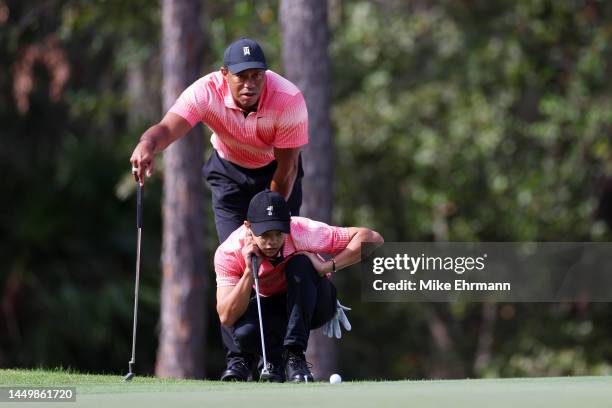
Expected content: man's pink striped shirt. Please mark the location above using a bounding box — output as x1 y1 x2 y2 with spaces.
169 70 308 168
214 217 351 297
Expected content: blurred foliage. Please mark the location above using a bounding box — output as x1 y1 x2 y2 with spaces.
1 0 612 380
331 0 612 380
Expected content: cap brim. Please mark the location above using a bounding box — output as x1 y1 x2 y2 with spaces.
251 220 290 236
227 61 267 74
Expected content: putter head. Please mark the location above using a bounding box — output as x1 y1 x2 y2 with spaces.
258 362 272 382
259 371 272 382
123 372 135 382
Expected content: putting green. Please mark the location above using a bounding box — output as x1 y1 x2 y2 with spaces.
1 369 611 408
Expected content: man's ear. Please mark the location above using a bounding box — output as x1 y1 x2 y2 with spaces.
221 67 228 77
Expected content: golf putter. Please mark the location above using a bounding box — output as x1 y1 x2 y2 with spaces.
124 184 143 382
251 254 272 381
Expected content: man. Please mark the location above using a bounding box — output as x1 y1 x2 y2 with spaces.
129 37 306 240
129 38 308 379
215 190 384 382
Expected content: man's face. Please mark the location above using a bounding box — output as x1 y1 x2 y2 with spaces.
222 67 265 110
252 229 285 258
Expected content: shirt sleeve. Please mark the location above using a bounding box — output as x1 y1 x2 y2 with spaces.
291 217 351 254
214 247 243 288
167 77 212 127
273 92 309 149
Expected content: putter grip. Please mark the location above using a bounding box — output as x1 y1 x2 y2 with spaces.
137 184 143 228
251 254 258 281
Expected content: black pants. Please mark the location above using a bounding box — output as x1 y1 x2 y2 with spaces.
221 255 337 368
202 150 303 243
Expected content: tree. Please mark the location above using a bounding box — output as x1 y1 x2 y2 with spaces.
280 0 336 379
155 0 207 379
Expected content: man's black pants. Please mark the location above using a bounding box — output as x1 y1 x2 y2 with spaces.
202 150 303 243
221 255 338 369
202 150 305 372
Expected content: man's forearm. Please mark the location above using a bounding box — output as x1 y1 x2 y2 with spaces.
139 123 172 153
270 166 297 200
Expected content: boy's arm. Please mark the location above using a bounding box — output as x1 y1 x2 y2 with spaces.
216 269 254 327
216 231 262 327
298 227 384 276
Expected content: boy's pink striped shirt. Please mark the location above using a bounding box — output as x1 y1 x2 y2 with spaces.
169 70 308 168
214 217 351 297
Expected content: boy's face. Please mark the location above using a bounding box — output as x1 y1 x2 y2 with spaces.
252 229 285 258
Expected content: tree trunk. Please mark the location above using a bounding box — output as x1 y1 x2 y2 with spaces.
425 304 467 379
473 302 497 375
427 203 466 378
280 0 336 380
155 0 207 379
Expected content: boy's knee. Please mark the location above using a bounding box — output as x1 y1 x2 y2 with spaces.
286 254 317 272
285 254 318 282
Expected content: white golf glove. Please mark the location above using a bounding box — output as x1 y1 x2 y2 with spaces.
322 300 352 339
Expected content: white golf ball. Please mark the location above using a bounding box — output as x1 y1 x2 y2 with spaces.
329 373 342 384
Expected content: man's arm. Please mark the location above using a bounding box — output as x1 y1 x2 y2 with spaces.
270 147 300 200
130 112 192 185
298 227 384 276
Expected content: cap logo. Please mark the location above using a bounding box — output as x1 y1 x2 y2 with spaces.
266 205 273 216
243 46 251 56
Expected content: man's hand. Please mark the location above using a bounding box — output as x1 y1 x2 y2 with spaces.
130 139 156 186
294 251 332 276
129 113 193 186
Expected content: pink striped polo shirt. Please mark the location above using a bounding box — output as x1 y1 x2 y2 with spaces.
214 217 351 297
168 70 308 168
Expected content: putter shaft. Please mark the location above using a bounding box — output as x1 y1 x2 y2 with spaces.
126 184 143 381
251 255 270 376
129 227 142 366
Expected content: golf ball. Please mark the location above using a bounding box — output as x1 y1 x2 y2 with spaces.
329 373 342 384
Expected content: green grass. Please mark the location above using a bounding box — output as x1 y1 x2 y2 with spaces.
1 369 612 408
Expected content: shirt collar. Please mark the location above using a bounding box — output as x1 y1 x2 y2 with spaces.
268 246 285 267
